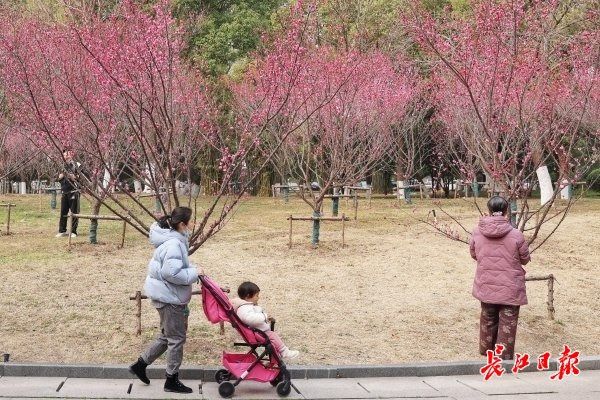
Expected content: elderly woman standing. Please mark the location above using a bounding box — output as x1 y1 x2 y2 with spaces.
470 196 531 360
129 207 201 394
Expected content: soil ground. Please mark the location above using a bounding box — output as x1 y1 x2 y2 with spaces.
0 193 598 365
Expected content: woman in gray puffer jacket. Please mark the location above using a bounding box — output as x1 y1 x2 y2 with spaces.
129 207 201 394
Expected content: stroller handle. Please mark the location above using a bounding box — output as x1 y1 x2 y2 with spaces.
199 274 230 293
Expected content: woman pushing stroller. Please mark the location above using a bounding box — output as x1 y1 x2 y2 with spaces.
128 207 297 395
129 207 201 394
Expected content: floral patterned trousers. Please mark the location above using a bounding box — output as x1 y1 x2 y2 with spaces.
479 302 520 360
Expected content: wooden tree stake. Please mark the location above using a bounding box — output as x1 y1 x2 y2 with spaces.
135 290 142 336
120 220 127 249
342 213 346 247
67 212 73 250
6 203 12 235
525 274 556 320
547 274 555 320
1 204 16 235
289 214 293 248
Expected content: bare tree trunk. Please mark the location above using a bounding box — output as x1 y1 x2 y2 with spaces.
89 199 101 244
200 150 218 196
257 170 272 197
311 202 322 247
396 163 405 202
371 170 387 194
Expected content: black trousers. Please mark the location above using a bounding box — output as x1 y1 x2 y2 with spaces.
59 192 80 234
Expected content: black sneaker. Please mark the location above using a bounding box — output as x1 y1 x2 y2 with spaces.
164 373 193 393
129 357 150 384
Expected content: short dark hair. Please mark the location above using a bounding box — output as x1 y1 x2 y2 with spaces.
487 196 509 216
238 281 260 299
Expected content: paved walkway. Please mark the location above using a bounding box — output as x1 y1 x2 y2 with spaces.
0 370 599 399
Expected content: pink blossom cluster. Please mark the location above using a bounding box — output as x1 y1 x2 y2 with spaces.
406 0 599 196
0 0 217 197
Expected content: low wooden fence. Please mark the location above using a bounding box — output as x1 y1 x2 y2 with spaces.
130 286 230 336
287 214 350 248
525 274 556 320
67 212 130 250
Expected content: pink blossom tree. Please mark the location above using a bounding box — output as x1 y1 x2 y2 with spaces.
408 0 600 249
0 0 338 252
382 81 434 203
242 43 412 245
0 2 190 240
0 124 39 183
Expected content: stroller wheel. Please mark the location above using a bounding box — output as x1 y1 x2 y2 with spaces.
276 380 292 397
215 369 231 383
270 373 282 387
218 381 235 398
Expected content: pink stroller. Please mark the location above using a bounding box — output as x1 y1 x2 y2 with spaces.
199 275 293 398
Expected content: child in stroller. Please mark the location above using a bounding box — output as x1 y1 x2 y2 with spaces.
199 275 295 398
232 281 299 360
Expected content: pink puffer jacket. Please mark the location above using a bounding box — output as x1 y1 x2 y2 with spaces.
470 216 531 306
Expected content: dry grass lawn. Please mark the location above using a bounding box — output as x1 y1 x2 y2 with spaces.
0 193 599 366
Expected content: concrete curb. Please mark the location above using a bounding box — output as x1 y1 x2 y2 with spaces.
1 356 599 381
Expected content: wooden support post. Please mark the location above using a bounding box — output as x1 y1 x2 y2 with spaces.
368 189 372 208
67 212 73 250
353 193 358 220
0 203 16 235
288 214 293 249
341 213 346 248
6 204 12 235
547 274 555 320
120 220 127 249
525 274 556 320
419 184 424 199
135 290 142 336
